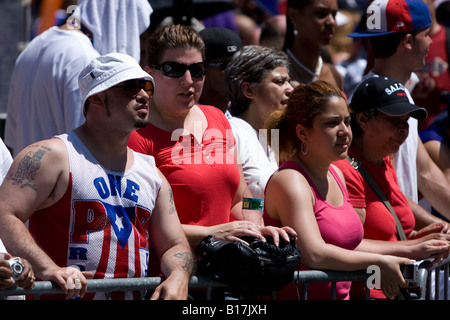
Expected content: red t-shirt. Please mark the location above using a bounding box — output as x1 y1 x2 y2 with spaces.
128 104 240 227
334 152 415 242
334 151 415 299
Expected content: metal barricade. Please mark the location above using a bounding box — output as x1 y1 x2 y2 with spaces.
1 259 448 300
294 270 370 300
0 270 371 300
397 256 450 300
426 256 450 300
0 274 228 300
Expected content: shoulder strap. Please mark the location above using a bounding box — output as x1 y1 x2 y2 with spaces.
346 156 408 241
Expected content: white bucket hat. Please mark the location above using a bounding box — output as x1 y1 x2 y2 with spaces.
78 52 153 113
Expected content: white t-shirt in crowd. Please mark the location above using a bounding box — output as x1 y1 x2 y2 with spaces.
5 26 99 157
228 116 278 189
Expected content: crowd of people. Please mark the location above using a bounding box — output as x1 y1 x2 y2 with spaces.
1 0 450 301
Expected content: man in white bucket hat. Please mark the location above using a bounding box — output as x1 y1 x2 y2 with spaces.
0 53 194 300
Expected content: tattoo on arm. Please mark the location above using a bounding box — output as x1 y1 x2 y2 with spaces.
174 252 194 273
7 146 51 191
168 189 176 215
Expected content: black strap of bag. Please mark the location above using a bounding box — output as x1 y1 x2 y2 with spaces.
347 156 408 241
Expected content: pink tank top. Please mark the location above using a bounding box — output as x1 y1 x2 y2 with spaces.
264 160 364 300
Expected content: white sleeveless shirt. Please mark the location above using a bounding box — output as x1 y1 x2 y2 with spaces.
29 132 162 299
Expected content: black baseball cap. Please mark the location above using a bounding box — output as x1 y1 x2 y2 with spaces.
199 27 242 62
350 76 427 120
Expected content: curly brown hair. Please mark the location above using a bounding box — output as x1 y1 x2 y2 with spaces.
266 80 346 161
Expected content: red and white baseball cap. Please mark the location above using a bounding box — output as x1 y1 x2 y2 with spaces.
349 0 432 37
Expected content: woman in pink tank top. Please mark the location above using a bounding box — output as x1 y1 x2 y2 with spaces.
263 80 410 299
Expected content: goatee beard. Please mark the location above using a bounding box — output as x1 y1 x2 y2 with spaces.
134 119 149 129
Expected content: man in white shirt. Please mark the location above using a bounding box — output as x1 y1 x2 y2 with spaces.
5 0 153 157
5 16 99 157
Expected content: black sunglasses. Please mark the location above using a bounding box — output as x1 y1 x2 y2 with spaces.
207 60 230 71
112 79 154 98
152 62 206 78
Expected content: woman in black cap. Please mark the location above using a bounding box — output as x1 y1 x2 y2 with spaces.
334 76 450 299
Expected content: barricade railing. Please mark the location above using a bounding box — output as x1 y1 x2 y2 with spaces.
294 269 370 300
1 257 449 300
426 255 450 300
0 270 371 300
0 274 228 300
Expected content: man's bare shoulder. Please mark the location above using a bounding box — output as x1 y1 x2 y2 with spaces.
5 137 68 194
13 138 68 166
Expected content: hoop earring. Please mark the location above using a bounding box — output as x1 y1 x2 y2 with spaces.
301 141 308 155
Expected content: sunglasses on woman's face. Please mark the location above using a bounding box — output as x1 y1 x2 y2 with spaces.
207 60 231 71
113 79 154 98
152 62 206 78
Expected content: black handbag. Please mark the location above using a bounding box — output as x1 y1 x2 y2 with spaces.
196 234 301 295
